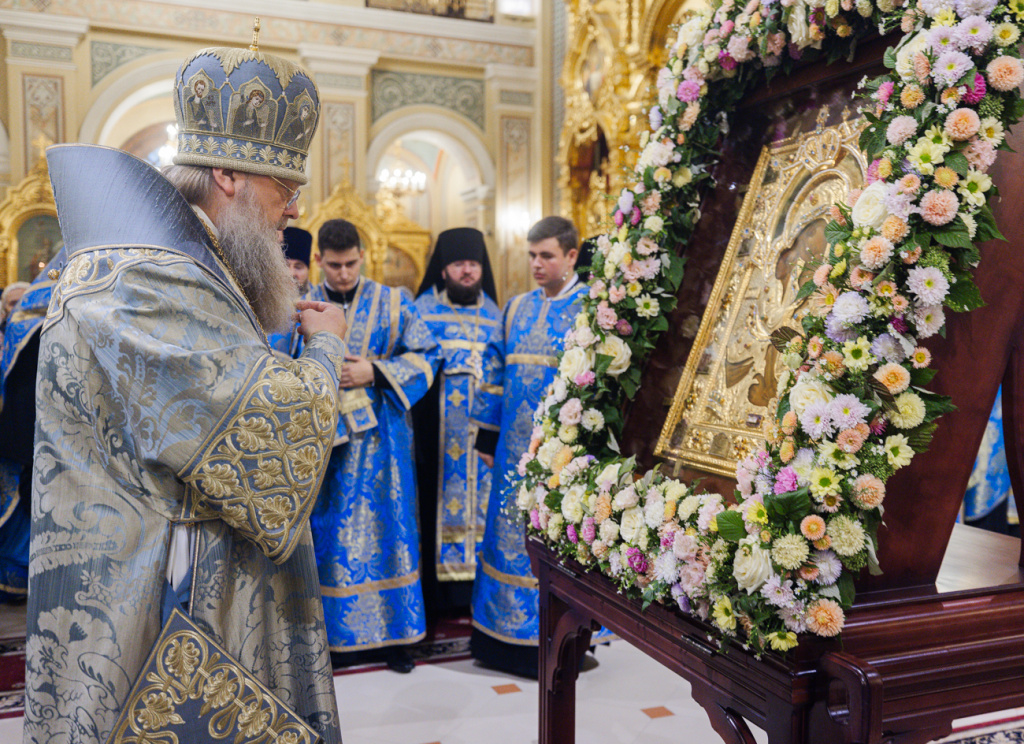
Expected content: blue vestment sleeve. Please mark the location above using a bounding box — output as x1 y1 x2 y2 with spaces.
470 298 509 435
372 289 441 411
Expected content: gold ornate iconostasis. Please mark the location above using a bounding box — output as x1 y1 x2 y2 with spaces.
0 147 60 286
558 0 701 239
302 182 431 294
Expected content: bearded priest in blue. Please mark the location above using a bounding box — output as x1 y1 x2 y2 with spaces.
0 266 60 602
470 216 585 678
25 37 348 744
291 218 440 673
412 228 501 621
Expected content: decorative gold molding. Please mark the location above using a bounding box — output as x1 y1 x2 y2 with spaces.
0 148 58 285
655 115 868 477
556 0 694 239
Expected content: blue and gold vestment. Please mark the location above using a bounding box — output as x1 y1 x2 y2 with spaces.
26 145 345 744
965 387 1017 527
470 282 586 644
413 287 501 585
0 266 60 600
302 279 441 651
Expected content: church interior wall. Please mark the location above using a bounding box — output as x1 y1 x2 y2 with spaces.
0 0 545 300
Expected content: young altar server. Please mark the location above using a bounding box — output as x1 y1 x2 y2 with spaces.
470 216 585 677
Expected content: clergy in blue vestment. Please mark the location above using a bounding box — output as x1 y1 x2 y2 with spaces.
470 216 585 678
0 270 58 601
25 39 348 744
297 218 441 673
964 387 1017 532
412 228 501 620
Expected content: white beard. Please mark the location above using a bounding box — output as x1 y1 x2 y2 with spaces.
217 183 298 334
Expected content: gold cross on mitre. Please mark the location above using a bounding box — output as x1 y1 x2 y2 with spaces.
250 17 261 51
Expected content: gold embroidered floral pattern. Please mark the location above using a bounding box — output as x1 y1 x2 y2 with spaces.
107 610 318 744
182 354 338 563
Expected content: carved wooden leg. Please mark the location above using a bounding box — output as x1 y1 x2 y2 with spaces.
689 683 759 744
538 590 593 744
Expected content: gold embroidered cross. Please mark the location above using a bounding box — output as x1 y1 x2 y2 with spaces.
447 390 467 407
446 442 466 461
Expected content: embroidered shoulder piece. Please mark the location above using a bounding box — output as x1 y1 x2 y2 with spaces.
180 354 338 563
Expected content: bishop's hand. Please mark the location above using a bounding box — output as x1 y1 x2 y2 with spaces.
297 300 347 340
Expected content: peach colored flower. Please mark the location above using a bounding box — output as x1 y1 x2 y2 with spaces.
933 166 960 189
781 410 799 435
847 188 862 206
806 598 845 637
881 215 909 244
987 56 1024 92
944 108 980 141
860 235 895 270
892 294 910 312
852 474 886 509
813 264 832 287
850 266 875 289
898 174 921 194
913 52 931 84
911 347 932 369
680 103 701 130
821 350 846 377
809 284 840 317
799 565 821 581
829 204 847 226
901 84 925 108
552 446 574 474
836 427 867 454
801 514 827 541
876 159 893 179
779 439 796 463
920 189 959 226
807 336 824 359
813 535 832 550
940 87 961 106
855 422 870 438
874 362 911 394
594 493 612 523
875 280 897 298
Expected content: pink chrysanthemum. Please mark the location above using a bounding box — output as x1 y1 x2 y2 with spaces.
852 474 886 509
964 137 997 171
676 80 701 102
836 427 867 454
945 108 981 141
919 189 960 226
963 73 987 105
898 174 921 195
907 266 951 305
987 55 1024 92
806 598 845 637
860 235 895 270
958 16 993 52
911 347 932 369
886 115 918 146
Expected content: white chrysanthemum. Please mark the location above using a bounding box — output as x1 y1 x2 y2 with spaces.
772 534 810 570
619 507 646 545
599 519 620 544
827 515 866 556
678 494 702 521
654 550 679 583
581 409 605 432
561 485 586 523
914 304 946 339
644 492 665 529
889 391 927 429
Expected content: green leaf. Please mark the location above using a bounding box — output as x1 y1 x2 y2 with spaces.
908 422 938 453
910 367 937 387
837 571 857 607
945 273 985 312
945 150 970 176
770 326 802 352
975 204 1007 243
619 372 639 400
825 220 851 245
869 377 896 409
666 253 687 290
795 278 818 302
715 510 747 542
918 389 957 417
765 487 811 524
933 222 972 249
859 125 887 161
595 353 612 377
883 46 898 69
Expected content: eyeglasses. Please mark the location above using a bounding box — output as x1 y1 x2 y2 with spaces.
268 175 301 208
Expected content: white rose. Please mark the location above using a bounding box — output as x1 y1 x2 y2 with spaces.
679 16 705 51
732 537 774 594
895 31 930 82
787 0 814 50
559 346 594 380
536 438 562 469
516 484 536 511
599 519 620 544
612 485 639 511
605 242 630 278
561 484 586 523
575 324 597 348
597 463 622 487
620 507 646 545
596 336 632 376
644 215 664 234
851 180 888 230
788 375 833 417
